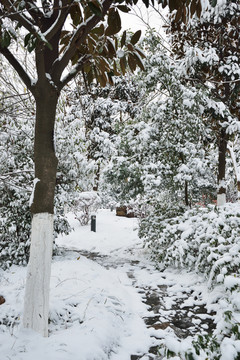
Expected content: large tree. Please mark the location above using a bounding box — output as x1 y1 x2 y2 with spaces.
170 0 240 205
0 0 201 337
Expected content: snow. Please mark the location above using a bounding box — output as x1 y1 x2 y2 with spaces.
1 209 240 359
0 210 152 359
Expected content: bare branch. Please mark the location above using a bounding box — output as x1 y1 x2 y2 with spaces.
25 0 44 23
44 0 74 42
0 0 35 32
0 47 35 94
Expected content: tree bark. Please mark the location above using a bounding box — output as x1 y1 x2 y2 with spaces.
23 81 59 336
217 128 227 206
31 84 58 214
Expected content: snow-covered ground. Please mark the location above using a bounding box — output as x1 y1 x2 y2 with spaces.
0 209 229 359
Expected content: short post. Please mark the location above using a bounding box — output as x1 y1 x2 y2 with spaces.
91 215 96 232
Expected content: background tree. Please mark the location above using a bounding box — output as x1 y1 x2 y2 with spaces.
170 0 240 205
0 0 203 337
105 31 217 214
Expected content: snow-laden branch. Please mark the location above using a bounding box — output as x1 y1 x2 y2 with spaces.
0 0 36 32
227 140 240 202
227 141 240 183
43 0 73 41
25 0 44 23
59 54 91 89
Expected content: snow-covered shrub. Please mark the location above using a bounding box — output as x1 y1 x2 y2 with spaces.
159 276 240 360
142 203 240 287
0 112 72 269
72 191 101 225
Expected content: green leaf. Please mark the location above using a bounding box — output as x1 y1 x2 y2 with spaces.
91 24 104 36
1 31 11 48
88 2 102 17
45 41 53 51
70 3 82 26
131 30 141 45
27 37 37 52
24 33 31 47
209 0 217 7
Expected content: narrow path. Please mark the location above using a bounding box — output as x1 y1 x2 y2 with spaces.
61 247 216 360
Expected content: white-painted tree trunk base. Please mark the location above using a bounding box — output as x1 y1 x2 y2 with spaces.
217 193 226 206
22 213 54 337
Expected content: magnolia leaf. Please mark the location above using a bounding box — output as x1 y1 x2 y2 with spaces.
128 53 136 72
71 53 79 65
130 30 141 45
161 0 168 8
24 33 31 48
133 52 145 71
88 2 102 17
135 47 146 59
1 31 11 48
88 38 95 54
196 0 202 18
107 72 114 86
87 68 94 84
190 0 197 16
168 0 180 11
91 24 104 36
113 60 121 76
98 57 111 72
121 30 126 47
142 0 149 7
105 8 121 36
117 5 130 13
107 39 116 58
120 56 127 75
84 63 92 73
98 73 107 87
127 43 134 51
70 3 82 26
175 7 182 22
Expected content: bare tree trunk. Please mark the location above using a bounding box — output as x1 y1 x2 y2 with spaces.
23 84 59 336
217 128 227 206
